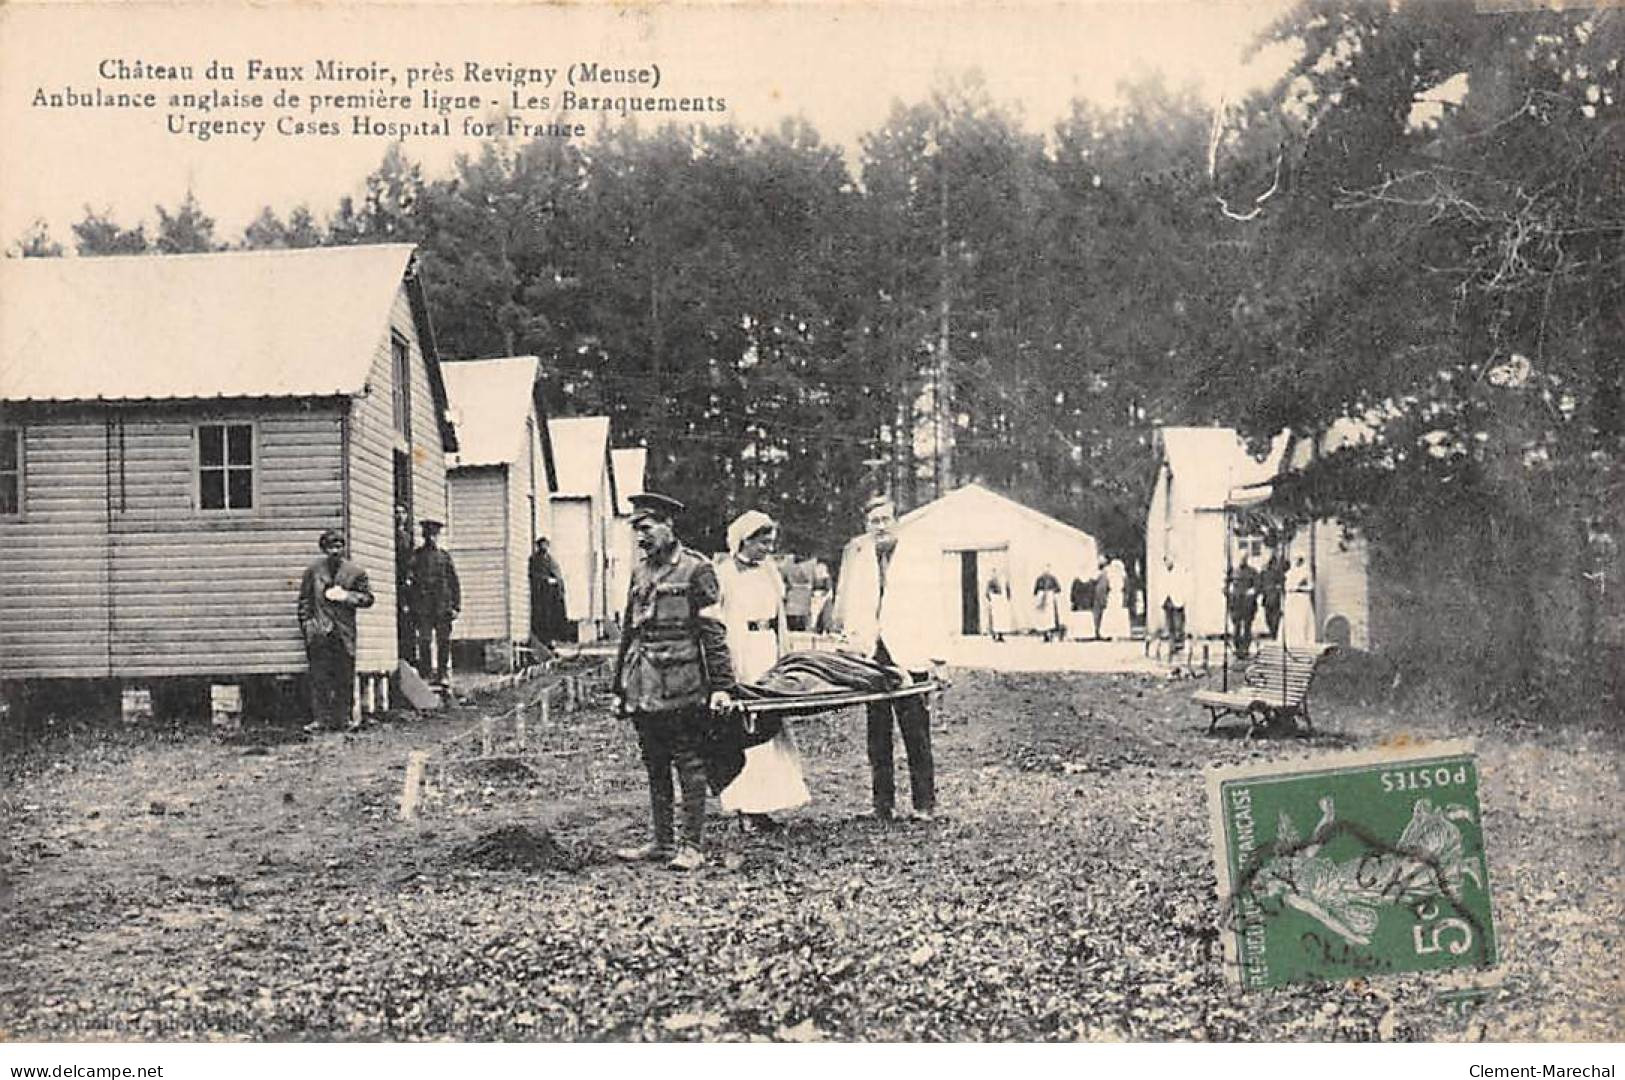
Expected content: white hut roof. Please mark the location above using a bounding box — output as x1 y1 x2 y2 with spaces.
1158 427 1288 509
611 447 648 515
443 356 540 468
548 416 611 497
1 244 424 403
896 482 1098 545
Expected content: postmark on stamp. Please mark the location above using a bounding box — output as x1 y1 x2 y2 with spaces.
1207 741 1498 990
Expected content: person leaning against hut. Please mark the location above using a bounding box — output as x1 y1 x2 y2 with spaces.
411 519 461 686
297 529 375 733
528 536 569 661
832 494 945 822
612 492 736 871
715 510 810 831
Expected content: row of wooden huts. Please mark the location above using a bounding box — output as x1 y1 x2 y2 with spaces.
0 245 644 715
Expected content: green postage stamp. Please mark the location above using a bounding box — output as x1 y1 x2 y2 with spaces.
1207 741 1498 989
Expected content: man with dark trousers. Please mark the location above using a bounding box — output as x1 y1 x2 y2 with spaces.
1228 554 1260 659
832 495 946 822
411 518 461 686
612 493 735 871
297 529 375 733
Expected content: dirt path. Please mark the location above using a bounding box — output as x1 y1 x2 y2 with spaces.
1 669 1618 1041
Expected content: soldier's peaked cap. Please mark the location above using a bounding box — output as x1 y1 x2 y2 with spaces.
629 492 684 522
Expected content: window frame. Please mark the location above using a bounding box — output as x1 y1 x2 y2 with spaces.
391 331 413 446
194 420 258 515
0 425 22 519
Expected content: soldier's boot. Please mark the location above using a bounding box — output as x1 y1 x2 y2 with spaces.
666 846 706 871
614 841 673 863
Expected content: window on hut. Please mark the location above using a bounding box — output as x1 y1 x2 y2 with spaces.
392 333 412 441
198 423 253 510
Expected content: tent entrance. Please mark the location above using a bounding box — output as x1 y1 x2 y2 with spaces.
959 550 980 635
943 545 1011 636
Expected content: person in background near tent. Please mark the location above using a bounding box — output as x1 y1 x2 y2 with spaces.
784 556 815 632
411 519 461 686
1283 554 1316 648
1033 566 1064 642
612 493 736 871
985 570 1014 643
1228 554 1260 658
832 494 945 822
715 510 810 832
1100 558 1132 640
1068 572 1094 641
810 559 834 633
528 536 568 662
298 529 375 733
1089 556 1109 640
1161 557 1187 652
1261 551 1286 640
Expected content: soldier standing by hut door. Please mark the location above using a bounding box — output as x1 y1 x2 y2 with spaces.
412 519 461 686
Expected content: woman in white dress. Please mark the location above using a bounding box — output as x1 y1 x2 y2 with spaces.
984 570 1014 642
1283 555 1317 649
1099 558 1132 640
714 510 810 828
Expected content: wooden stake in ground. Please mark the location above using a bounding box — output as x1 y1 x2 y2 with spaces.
399 750 429 820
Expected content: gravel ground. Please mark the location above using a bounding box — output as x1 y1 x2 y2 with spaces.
0 665 1618 1042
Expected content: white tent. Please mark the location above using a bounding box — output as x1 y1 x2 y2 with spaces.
884 483 1101 636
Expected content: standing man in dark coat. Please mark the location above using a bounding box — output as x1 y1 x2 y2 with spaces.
411 519 461 686
298 529 375 732
1261 552 1287 641
1089 556 1109 640
528 536 568 660
1228 554 1260 659
612 493 735 871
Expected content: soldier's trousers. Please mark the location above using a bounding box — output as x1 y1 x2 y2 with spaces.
415 618 453 681
633 707 709 849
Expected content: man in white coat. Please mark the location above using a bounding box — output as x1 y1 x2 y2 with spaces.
832 494 946 821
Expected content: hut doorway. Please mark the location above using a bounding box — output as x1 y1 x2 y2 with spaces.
393 450 414 662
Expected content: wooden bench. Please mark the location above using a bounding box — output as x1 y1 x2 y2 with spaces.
1193 644 1332 735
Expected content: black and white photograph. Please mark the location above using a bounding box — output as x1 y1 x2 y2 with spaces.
0 0 1620 1062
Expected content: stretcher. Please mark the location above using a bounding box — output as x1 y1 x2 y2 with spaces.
723 676 948 724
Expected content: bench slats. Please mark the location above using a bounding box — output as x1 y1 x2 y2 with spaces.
1194 645 1332 735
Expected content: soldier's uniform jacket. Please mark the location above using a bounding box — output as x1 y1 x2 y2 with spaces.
411 545 462 621
613 544 735 714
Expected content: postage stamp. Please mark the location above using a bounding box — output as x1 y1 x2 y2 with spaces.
1207 741 1498 990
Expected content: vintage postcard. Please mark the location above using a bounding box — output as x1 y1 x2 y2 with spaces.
1 0 1619 1057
